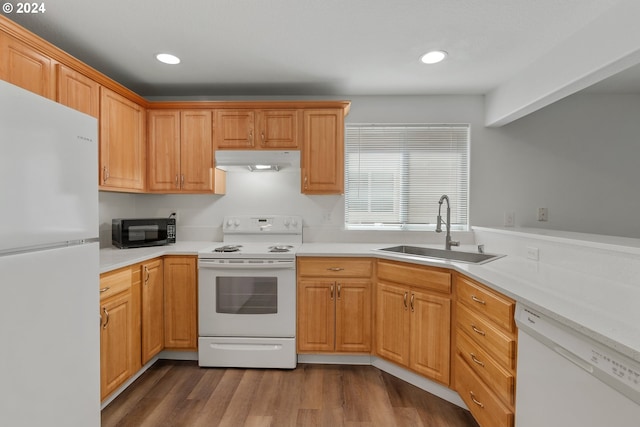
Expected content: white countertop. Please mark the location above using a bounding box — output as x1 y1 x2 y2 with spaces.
101 237 640 363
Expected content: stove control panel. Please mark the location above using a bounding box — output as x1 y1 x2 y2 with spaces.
223 215 302 234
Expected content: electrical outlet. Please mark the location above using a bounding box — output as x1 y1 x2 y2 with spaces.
537 207 548 222
504 211 515 227
526 246 539 261
171 210 179 222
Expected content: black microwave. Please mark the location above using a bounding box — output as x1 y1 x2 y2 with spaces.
112 218 176 249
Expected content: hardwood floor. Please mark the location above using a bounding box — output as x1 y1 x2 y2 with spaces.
102 360 479 427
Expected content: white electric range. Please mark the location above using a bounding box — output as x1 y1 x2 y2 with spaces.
197 215 302 369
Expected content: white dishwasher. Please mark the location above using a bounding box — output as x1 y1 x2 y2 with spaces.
515 303 640 427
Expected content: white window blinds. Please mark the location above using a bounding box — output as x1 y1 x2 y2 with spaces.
345 124 469 230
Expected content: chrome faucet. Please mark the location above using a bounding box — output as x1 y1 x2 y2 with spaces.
436 195 459 250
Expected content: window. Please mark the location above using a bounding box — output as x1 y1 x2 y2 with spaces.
345 124 469 230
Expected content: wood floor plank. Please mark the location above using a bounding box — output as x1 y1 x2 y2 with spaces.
102 360 480 427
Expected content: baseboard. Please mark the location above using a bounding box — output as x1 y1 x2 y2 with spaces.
298 354 467 409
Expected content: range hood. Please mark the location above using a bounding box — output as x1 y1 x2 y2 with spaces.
215 150 300 172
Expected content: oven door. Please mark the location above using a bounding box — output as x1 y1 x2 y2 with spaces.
198 259 296 337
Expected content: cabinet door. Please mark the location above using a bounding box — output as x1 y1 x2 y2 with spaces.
302 109 344 194
100 290 133 400
409 289 451 385
163 256 197 350
215 110 255 149
181 110 214 191
141 259 164 364
375 282 410 365
56 64 99 117
335 280 371 353
257 109 299 149
100 87 145 191
297 279 335 352
147 110 181 191
0 33 55 99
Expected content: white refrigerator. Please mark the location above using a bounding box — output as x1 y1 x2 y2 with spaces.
0 80 100 426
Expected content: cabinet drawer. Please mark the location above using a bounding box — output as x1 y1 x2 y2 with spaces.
456 328 515 407
377 260 451 294
456 303 516 369
457 275 515 332
100 267 132 300
298 257 373 277
455 354 513 427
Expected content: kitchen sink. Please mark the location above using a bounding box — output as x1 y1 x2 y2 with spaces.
377 245 504 264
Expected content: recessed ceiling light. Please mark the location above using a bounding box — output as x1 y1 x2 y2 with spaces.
156 53 181 65
420 50 447 65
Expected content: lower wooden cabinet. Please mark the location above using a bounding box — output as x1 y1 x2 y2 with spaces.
99 266 138 401
163 256 198 350
375 260 452 385
297 258 373 353
141 258 164 364
453 273 517 427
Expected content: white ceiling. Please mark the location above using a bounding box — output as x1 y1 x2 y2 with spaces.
7 0 639 100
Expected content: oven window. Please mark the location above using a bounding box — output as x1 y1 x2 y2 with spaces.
216 277 278 314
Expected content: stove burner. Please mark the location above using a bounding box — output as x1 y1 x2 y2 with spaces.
269 245 293 253
214 245 242 253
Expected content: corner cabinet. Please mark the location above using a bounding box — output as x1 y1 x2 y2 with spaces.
148 110 225 193
302 109 344 194
375 259 452 385
454 273 517 427
297 257 373 353
100 87 146 192
140 258 164 364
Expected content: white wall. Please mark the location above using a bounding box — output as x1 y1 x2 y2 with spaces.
98 92 640 246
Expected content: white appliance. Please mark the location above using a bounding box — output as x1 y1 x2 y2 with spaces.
515 303 640 427
198 215 302 369
0 80 100 427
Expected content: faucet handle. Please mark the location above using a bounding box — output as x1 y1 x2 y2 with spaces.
450 240 460 247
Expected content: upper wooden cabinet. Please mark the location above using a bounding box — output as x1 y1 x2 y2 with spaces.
302 109 344 194
100 87 146 192
0 32 55 99
148 110 224 193
56 64 99 118
215 109 300 150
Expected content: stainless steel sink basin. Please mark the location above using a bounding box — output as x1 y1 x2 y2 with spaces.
377 245 504 264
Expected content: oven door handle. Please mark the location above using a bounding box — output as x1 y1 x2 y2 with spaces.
198 259 295 269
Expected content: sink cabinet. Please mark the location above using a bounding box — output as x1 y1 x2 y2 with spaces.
297 257 373 353
375 259 452 385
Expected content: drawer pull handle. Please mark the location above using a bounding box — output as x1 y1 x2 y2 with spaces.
471 325 486 336
469 391 484 408
471 295 486 305
99 287 110 293
327 267 344 271
470 353 485 367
